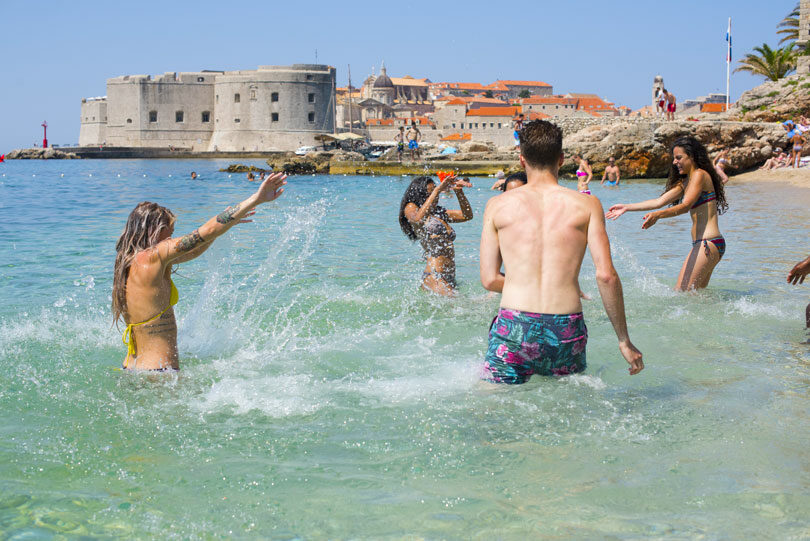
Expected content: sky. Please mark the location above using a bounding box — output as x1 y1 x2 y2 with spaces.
0 0 798 150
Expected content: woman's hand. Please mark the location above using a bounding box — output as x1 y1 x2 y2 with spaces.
605 204 627 220
788 256 810 285
641 211 659 229
254 172 287 203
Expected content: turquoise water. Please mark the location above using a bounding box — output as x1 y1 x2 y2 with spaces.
1 159 809 539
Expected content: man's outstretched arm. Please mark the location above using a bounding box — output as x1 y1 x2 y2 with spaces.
587 198 644 375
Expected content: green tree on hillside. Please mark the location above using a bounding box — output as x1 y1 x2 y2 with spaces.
518 89 531 98
484 90 494 98
734 43 796 81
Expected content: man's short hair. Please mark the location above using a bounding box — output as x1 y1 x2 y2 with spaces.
519 120 563 170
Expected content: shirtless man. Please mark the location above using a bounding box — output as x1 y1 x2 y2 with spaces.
406 123 422 160
665 89 677 121
513 114 525 147
601 157 621 186
479 120 643 383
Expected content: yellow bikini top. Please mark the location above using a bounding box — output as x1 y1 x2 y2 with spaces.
122 280 178 366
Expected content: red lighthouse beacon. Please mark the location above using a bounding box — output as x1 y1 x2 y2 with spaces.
41 121 48 149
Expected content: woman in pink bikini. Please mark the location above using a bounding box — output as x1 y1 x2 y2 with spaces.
606 136 728 291
573 154 592 194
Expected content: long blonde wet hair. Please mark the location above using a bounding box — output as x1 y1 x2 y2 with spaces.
112 202 175 326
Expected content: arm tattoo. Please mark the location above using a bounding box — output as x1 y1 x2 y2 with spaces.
216 203 241 224
176 229 204 252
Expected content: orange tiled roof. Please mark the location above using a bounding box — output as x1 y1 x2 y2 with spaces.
441 132 472 141
485 82 510 91
497 80 552 87
366 118 395 126
433 82 485 90
527 111 551 120
445 98 468 106
701 103 728 113
521 96 578 105
466 106 522 117
390 77 429 87
576 97 615 110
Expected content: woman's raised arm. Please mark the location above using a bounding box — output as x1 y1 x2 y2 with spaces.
158 173 286 265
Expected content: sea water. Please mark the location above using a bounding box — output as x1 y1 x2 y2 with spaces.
0 159 808 539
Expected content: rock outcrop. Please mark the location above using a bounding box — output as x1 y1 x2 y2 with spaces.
6 148 80 159
729 73 810 122
561 120 785 177
219 164 272 173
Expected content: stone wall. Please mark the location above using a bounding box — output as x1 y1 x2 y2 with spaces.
78 99 107 146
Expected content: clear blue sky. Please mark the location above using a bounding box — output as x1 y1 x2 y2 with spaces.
0 0 797 150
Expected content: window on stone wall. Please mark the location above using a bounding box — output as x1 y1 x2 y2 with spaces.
272 113 279 122
250 88 257 101
308 112 315 122
308 93 315 103
216 94 219 104
461 123 464 129
498 123 502 128
490 123 494 127
176 111 184 123
271 92 279 102
202 111 210 123
197 76 205 82
306 74 313 80
234 118 240 123
127 118 132 124
149 111 157 123
234 93 240 103
452 123 456 128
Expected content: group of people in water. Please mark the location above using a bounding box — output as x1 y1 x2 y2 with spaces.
113 119 806 382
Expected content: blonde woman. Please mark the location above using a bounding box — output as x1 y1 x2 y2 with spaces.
113 173 286 370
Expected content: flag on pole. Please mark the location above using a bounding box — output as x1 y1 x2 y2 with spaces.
726 19 732 62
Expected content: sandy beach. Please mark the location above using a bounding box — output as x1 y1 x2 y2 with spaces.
730 167 810 186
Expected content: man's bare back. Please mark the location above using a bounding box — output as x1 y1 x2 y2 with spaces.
484 183 593 314
479 120 642 383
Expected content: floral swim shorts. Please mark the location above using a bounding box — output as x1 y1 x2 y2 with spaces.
483 308 587 384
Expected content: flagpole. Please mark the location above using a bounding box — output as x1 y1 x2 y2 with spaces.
726 17 731 111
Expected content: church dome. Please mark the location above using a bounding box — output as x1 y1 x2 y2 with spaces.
373 73 394 89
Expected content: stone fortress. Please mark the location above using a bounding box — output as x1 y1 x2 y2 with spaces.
79 64 336 152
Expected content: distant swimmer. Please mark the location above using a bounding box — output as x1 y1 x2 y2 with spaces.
190 171 198 180
399 172 473 296
490 170 506 190
601 157 620 187
573 154 592 194
606 136 728 291
113 173 287 370
479 120 643 383
787 255 810 327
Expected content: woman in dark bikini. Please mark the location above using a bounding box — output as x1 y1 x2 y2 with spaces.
399 174 473 296
113 173 286 370
606 136 728 291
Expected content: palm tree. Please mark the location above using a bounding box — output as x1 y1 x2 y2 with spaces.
734 43 796 81
777 2 800 46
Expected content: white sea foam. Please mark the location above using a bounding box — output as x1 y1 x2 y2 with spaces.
725 296 786 318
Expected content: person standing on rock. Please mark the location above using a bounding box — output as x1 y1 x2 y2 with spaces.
656 88 667 119
513 114 525 147
601 157 621 187
407 123 422 161
606 136 728 291
395 127 406 163
665 90 677 121
790 131 805 168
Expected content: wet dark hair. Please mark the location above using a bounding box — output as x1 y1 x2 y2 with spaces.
666 136 728 214
399 176 444 240
519 120 563 170
501 171 527 191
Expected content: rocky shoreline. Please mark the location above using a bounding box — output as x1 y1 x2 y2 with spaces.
5 148 80 159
